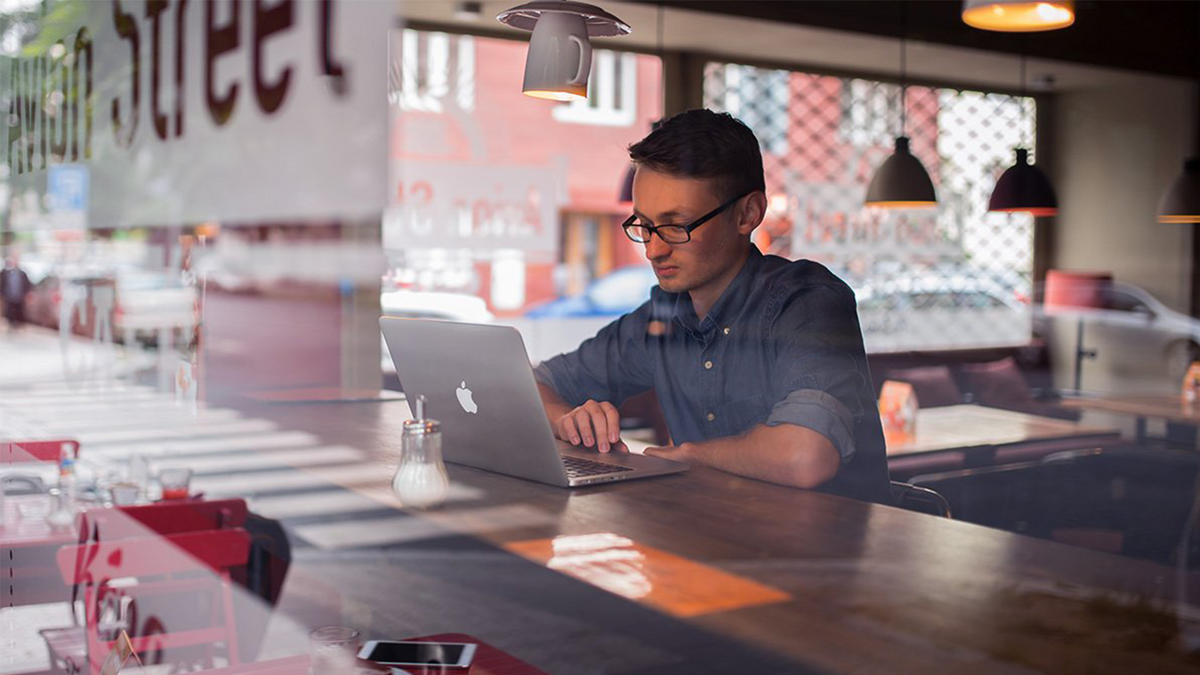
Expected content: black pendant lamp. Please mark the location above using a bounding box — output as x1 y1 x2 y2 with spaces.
1158 159 1200 224
865 137 937 208
865 4 937 209
989 54 1058 216
1158 19 1200 224
618 164 636 204
989 149 1058 216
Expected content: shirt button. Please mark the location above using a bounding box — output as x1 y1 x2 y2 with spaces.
706 412 716 422
704 360 713 370
723 327 730 335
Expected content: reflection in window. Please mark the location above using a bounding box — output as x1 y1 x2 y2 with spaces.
553 50 638 127
391 29 475 113
387 30 661 363
840 79 901 148
705 62 1036 352
709 64 789 155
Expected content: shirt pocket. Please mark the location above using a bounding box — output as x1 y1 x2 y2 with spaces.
715 394 768 437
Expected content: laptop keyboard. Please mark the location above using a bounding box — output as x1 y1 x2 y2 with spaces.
562 455 634 479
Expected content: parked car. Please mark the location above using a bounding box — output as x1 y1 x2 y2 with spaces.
380 290 495 372
381 289 494 323
512 266 657 363
112 270 198 345
26 268 197 347
525 265 657 318
855 276 1031 353
1032 281 1200 380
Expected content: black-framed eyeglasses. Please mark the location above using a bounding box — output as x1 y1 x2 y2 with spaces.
621 191 752 244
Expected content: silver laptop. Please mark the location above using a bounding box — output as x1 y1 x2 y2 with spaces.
380 317 688 487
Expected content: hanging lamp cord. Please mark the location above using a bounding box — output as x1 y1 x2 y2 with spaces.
1193 3 1200 157
899 0 908 136
657 2 665 116
1020 46 1029 150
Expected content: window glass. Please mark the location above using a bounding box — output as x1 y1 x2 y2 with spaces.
705 62 1036 352
386 29 662 364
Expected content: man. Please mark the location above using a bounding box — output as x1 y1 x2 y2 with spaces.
533 109 891 503
0 254 32 332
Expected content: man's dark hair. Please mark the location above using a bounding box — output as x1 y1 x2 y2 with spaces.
628 109 766 201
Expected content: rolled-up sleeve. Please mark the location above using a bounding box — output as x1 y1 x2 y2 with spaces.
531 300 656 407
766 389 857 461
766 284 870 462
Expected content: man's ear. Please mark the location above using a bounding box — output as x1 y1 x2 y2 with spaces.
736 191 768 236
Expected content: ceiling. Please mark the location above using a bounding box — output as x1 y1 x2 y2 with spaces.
399 1 1195 93
649 1 1200 80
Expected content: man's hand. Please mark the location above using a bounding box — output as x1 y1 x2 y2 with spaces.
553 399 628 454
647 426 840 490
643 443 691 461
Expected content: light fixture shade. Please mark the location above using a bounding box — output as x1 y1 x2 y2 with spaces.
497 1 632 37
618 163 636 204
521 11 592 101
962 0 1075 32
1158 158 1200 224
865 137 937 208
989 148 1058 216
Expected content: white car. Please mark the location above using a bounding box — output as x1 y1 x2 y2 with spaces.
855 276 1031 353
1032 281 1200 380
380 290 494 372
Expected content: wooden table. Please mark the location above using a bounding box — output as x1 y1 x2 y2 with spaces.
1062 393 1200 441
884 404 1122 461
188 634 548 675
241 401 1200 675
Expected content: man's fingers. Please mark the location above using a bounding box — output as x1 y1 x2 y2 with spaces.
600 402 621 444
572 408 597 447
557 415 581 445
587 407 612 453
643 445 668 458
561 401 623 452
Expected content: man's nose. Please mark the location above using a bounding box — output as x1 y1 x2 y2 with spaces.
644 232 673 260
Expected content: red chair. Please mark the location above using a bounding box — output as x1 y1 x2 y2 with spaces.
44 501 251 675
80 500 249 542
47 529 251 675
1 438 80 464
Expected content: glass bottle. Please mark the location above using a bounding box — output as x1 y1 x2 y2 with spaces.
47 445 77 528
392 396 449 509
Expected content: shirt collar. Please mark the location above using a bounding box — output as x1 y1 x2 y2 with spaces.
671 245 765 339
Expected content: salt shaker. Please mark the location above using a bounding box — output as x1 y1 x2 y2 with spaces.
392 395 449 509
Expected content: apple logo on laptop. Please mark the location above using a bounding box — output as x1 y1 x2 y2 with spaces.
456 381 478 414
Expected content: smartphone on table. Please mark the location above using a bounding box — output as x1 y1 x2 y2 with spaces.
358 640 476 671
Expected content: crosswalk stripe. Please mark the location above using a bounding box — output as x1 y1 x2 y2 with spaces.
87 431 322 461
158 445 367 474
72 419 279 445
192 464 388 496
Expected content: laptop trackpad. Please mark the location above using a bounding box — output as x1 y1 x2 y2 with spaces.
558 442 686 470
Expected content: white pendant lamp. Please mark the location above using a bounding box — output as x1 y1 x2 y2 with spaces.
497 1 631 102
962 0 1075 32
865 5 937 209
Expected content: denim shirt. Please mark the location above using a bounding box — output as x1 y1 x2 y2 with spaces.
533 246 891 503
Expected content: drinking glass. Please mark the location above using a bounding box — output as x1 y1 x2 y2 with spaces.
158 467 192 500
308 626 360 675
